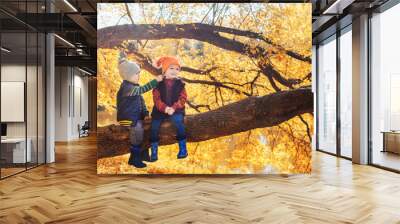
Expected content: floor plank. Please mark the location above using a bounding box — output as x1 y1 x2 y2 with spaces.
0 136 399 224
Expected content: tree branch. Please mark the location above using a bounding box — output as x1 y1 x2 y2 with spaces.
127 50 252 96
186 100 212 112
181 66 218 75
181 77 251 96
97 87 313 159
108 23 309 90
298 115 312 143
97 23 311 63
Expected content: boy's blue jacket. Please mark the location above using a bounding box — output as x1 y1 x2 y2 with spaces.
117 79 158 126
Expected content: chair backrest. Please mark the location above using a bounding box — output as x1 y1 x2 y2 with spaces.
82 121 90 129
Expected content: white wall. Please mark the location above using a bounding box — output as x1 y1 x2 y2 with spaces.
54 67 89 141
1 65 41 138
72 73 89 138
1 65 27 139
1 63 46 164
54 66 69 141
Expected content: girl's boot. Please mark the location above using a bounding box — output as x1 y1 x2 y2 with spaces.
177 139 188 159
151 142 159 162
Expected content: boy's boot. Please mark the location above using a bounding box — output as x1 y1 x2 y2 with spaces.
141 147 152 162
150 142 159 162
128 145 147 168
177 139 188 159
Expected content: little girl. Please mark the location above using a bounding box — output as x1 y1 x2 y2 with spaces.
150 56 188 161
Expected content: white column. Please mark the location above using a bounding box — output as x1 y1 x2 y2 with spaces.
45 0 56 163
46 33 55 163
352 14 369 164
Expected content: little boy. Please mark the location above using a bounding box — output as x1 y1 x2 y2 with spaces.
116 51 163 168
150 56 188 161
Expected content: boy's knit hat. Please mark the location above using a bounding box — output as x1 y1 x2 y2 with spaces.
118 51 141 80
153 56 181 74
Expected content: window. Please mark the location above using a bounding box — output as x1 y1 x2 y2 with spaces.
370 3 400 171
317 35 337 154
339 27 352 158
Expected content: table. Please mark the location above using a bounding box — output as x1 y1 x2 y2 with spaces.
1 138 31 163
381 131 400 154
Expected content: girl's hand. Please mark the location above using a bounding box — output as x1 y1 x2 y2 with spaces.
167 108 175 115
165 107 175 115
165 106 171 114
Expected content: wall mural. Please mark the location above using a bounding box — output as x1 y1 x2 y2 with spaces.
97 3 313 174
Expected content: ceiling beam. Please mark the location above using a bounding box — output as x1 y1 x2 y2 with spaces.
67 13 97 46
55 55 96 69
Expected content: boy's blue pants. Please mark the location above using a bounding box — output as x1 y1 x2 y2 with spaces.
150 113 186 142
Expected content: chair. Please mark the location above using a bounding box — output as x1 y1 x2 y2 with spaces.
78 121 90 138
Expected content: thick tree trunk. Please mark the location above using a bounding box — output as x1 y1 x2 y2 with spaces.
97 88 313 159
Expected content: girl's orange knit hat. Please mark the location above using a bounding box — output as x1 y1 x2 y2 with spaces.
153 56 181 74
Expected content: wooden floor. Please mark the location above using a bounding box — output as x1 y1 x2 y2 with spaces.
1 136 400 224
372 150 400 171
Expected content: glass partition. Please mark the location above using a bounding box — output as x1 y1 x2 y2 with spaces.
0 0 46 179
1 26 28 178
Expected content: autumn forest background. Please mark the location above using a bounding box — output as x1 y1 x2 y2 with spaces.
97 3 313 174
